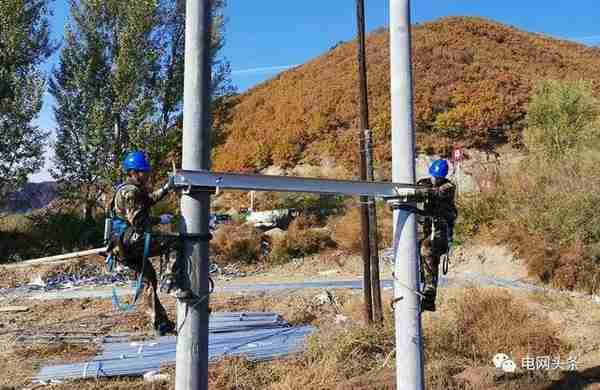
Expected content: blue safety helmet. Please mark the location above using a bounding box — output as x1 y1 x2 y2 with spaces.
429 159 449 178
122 151 151 173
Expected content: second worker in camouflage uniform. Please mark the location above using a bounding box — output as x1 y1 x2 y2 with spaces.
398 159 457 312
110 151 177 335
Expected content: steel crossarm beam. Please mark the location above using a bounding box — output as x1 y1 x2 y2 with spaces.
173 169 420 198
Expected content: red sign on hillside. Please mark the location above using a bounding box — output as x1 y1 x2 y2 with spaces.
453 148 463 162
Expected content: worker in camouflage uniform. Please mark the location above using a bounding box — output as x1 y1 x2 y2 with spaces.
396 159 457 312
414 159 457 312
109 151 177 335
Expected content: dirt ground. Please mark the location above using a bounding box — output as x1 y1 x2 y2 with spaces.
0 243 599 389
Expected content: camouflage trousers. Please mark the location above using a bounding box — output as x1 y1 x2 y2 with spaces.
118 230 179 330
419 236 449 291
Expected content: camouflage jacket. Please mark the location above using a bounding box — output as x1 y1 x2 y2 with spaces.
415 177 458 241
112 180 169 232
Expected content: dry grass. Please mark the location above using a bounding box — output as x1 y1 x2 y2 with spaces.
268 216 336 264
329 201 394 254
0 342 98 388
211 224 264 264
330 207 363 253
212 290 367 328
424 288 565 369
214 17 600 174
2 287 593 390
201 287 573 389
460 151 600 294
207 288 574 389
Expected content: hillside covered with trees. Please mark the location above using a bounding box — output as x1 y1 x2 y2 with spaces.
213 16 600 176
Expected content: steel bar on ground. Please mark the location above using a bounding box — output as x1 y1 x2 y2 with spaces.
35 313 314 382
390 0 425 389
177 1 212 390
2 247 107 269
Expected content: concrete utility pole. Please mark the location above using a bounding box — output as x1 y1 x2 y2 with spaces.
390 0 425 389
355 0 383 323
176 1 212 390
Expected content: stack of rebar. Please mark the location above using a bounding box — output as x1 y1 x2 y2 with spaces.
35 312 314 382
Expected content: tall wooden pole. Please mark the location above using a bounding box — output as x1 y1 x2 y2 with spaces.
355 0 373 324
355 0 383 323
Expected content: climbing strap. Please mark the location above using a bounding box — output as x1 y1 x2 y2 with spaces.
176 277 215 335
442 253 449 275
110 231 213 312
111 232 151 311
442 229 453 276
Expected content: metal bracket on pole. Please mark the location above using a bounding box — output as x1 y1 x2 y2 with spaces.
177 176 216 196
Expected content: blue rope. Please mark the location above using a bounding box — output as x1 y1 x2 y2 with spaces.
112 232 150 311
105 253 115 273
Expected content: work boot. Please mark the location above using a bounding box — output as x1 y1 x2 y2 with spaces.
160 272 178 294
155 318 176 337
160 254 183 295
151 291 175 336
421 286 436 312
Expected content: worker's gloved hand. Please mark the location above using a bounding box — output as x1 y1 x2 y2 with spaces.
159 214 174 225
161 175 176 193
395 188 416 198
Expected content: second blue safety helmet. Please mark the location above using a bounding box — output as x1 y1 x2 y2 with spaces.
429 159 449 178
122 151 152 173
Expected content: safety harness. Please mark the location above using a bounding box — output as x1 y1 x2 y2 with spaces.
105 183 153 311
104 183 213 312
395 204 454 278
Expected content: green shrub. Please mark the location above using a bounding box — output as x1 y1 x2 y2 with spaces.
28 211 104 254
0 211 104 263
524 79 599 159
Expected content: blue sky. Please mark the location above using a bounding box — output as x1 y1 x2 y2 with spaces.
30 0 600 181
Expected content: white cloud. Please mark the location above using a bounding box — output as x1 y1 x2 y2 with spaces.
231 64 299 76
